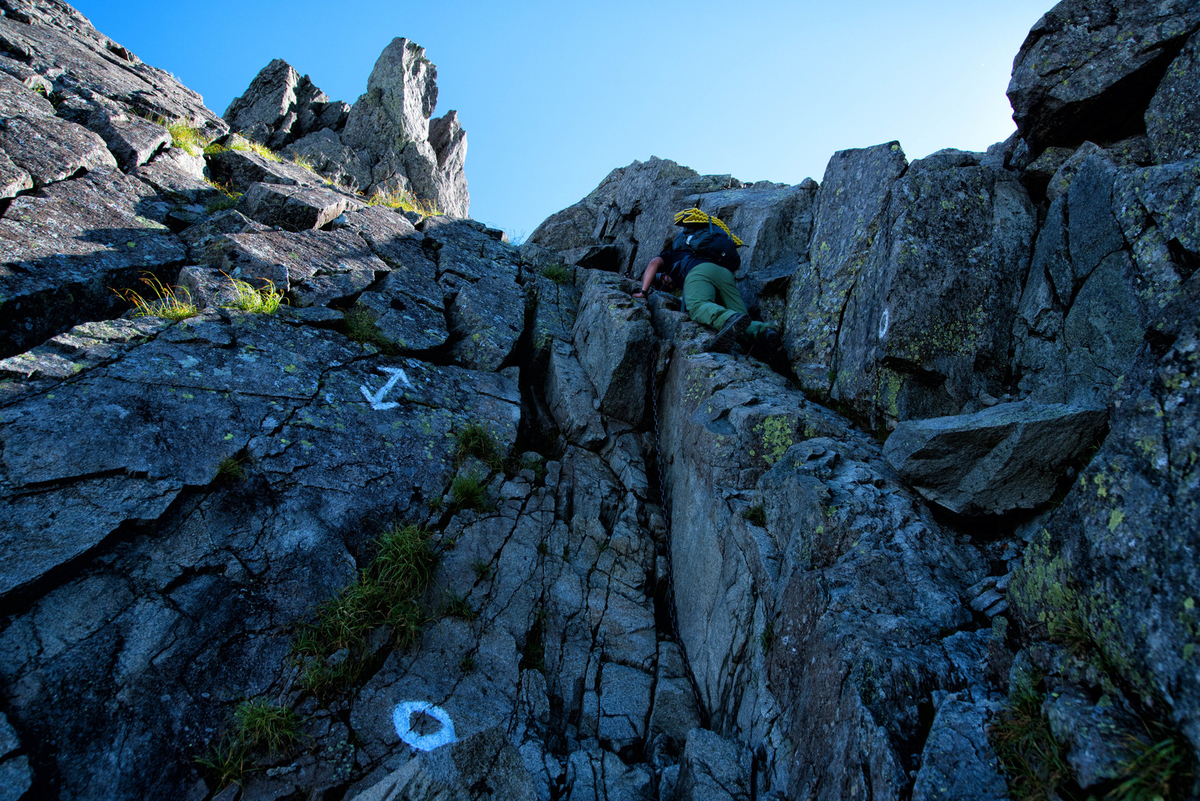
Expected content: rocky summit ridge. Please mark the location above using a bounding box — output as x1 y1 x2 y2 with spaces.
1 0 1199 800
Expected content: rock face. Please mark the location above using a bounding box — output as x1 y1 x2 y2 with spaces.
223 40 469 217
883 402 1108 515
4 1 1200 800
1007 0 1200 152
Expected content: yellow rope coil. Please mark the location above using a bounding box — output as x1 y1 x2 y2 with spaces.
672 208 743 246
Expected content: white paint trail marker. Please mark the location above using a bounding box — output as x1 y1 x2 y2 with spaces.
393 700 457 751
360 367 414 410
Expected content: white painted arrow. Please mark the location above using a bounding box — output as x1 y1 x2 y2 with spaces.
360 367 414 410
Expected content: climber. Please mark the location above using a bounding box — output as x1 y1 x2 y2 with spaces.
633 208 783 358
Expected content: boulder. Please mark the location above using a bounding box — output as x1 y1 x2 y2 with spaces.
564 749 653 801
284 128 373 190
657 328 988 798
572 271 653 426
1146 30 1200 164
0 112 117 188
1042 680 1142 789
447 275 524 371
0 168 184 358
545 341 607 448
1008 0 1200 152
784 142 907 395
648 641 702 748
0 711 32 801
55 93 173 172
348 726 536 801
217 227 386 308
831 149 1037 429
911 694 1009 801
204 141 319 191
0 3 226 139
0 307 522 798
225 59 345 154
239 180 362 231
525 261 581 380
1014 154 1200 406
883 401 1108 516
0 71 55 118
0 149 31 199
528 156 741 278
1011 307 1200 757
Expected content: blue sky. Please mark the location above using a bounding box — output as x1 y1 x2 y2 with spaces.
76 1 1053 239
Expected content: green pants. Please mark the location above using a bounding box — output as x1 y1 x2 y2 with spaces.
683 262 770 339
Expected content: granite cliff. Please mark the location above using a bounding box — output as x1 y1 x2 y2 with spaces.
2 0 1199 799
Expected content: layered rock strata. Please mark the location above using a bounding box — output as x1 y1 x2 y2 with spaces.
2 0 1200 799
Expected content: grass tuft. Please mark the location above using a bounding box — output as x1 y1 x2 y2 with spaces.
451 473 487 512
516 453 548 482
194 732 253 789
455 422 502 470
222 275 284 314
743 505 767 527
233 139 282 162
113 273 199 322
1109 728 1194 801
167 120 208 156
366 187 442 217
470 559 492 581
444 590 477 621
343 307 396 354
216 456 246 483
990 676 1073 800
288 153 316 172
204 179 242 212
232 698 303 755
539 264 571 285
759 620 775 654
292 524 436 692
194 698 303 789
519 608 547 672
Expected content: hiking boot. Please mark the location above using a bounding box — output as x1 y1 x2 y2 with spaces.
707 313 750 353
758 328 783 356
761 328 791 372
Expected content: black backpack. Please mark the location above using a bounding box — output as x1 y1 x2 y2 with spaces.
671 225 741 273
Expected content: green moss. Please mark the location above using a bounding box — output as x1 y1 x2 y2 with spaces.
756 415 794 465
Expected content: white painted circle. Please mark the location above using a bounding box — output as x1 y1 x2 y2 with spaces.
877 309 890 339
393 701 457 751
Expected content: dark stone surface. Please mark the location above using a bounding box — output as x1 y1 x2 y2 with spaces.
784 142 908 396
217 227 385 308
883 401 1108 515
240 180 361 232
1008 0 1200 152
1146 30 1200 163
831 151 1036 429
0 168 184 358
